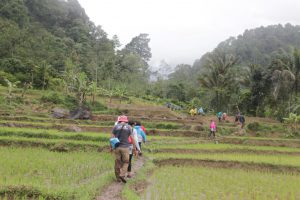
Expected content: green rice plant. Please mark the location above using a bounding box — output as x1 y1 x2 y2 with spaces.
0 127 109 142
143 166 300 200
0 147 115 199
147 142 300 153
151 152 300 167
0 136 108 152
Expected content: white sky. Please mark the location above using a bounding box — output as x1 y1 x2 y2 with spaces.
77 0 300 67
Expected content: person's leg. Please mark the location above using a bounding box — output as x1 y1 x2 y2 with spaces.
127 153 133 173
114 148 122 181
138 142 142 151
119 147 130 179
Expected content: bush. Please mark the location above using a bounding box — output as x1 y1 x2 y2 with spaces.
40 92 64 104
247 122 261 131
63 95 78 109
85 101 107 111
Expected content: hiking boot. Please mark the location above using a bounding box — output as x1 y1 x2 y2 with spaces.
127 173 132 178
119 176 127 183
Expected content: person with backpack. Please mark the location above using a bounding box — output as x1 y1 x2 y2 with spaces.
217 111 223 122
209 119 217 139
110 115 140 183
135 121 147 151
127 121 141 178
238 114 246 129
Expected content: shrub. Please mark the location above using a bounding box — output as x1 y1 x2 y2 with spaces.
40 92 64 104
85 101 107 111
247 122 261 131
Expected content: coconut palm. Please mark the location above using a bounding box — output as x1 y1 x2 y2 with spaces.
198 49 239 110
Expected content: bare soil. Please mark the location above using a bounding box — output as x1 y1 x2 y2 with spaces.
96 156 145 200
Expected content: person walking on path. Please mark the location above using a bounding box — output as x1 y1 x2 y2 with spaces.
127 121 141 178
209 119 217 139
111 115 139 183
135 121 147 151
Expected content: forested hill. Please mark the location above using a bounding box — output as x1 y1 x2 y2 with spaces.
193 24 300 71
0 0 151 91
0 0 114 88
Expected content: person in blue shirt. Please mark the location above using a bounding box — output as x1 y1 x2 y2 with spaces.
134 121 147 151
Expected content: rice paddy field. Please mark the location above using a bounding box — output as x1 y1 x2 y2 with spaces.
0 102 300 199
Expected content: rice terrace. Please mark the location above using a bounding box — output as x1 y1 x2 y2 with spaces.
0 86 299 200
1 0 300 199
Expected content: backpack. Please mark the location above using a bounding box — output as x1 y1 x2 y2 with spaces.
109 138 120 149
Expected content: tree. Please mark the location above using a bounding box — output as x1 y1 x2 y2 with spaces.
125 33 152 64
198 50 239 111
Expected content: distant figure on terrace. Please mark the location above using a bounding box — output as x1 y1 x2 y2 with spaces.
209 119 217 139
217 111 223 122
189 108 197 116
198 107 205 116
238 114 246 129
222 112 227 121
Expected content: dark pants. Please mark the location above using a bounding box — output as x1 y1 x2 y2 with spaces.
209 131 215 138
127 154 133 172
138 142 142 151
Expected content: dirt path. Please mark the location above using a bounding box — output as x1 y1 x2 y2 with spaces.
96 156 145 200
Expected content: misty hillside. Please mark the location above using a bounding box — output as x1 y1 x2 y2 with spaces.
193 24 300 71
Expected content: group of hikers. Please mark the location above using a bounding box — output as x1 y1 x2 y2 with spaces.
109 115 147 183
109 112 245 183
209 112 246 139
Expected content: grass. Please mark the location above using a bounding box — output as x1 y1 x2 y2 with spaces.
151 152 300 167
0 127 109 142
143 166 300 200
0 147 115 200
0 136 109 152
146 142 300 153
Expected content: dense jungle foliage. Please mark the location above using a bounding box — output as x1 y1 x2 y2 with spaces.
0 0 300 120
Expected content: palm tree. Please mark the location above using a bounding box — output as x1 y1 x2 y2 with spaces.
270 48 299 100
198 50 239 110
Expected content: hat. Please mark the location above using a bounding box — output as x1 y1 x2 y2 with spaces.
117 115 128 123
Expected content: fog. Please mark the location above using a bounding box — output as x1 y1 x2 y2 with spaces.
78 0 300 67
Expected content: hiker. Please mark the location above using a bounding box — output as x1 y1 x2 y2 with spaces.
209 119 217 139
135 121 147 151
189 108 197 116
139 122 147 138
198 107 205 116
222 112 227 121
238 114 246 129
217 111 223 122
235 113 240 124
110 115 139 183
127 121 141 178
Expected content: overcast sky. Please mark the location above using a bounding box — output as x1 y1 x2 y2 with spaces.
77 0 300 67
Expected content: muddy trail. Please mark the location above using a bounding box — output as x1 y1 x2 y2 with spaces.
96 156 145 200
